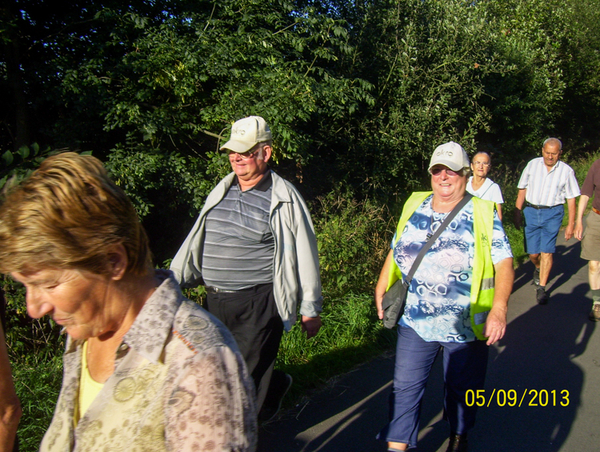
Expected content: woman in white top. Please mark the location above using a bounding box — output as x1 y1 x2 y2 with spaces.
467 151 504 220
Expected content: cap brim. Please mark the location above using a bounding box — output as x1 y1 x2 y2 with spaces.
428 159 464 172
220 139 255 153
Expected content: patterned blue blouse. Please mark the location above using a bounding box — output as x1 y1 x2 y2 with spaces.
393 195 512 343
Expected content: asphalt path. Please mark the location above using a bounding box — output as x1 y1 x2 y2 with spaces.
258 232 600 451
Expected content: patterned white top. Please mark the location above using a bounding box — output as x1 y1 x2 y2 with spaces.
517 157 580 206
40 270 257 452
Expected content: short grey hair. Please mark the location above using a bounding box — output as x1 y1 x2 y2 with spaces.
543 137 562 150
253 141 272 160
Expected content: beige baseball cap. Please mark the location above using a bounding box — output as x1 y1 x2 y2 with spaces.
428 141 470 172
220 116 272 153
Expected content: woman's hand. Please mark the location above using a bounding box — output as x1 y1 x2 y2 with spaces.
374 250 394 320
484 257 514 346
483 305 507 346
374 290 385 320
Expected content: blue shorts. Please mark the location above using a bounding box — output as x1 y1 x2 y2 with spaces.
523 204 564 254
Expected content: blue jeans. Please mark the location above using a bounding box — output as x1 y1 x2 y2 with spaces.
523 204 564 254
379 326 488 447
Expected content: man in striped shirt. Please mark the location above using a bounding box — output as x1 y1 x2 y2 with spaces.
514 138 580 304
170 116 323 422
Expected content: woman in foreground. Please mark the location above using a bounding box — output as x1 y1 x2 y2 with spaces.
0 153 256 451
375 142 514 452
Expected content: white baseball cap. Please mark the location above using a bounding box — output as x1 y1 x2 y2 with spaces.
220 116 272 153
428 142 470 172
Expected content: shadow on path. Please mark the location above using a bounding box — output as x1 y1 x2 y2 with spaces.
469 295 593 450
258 238 597 451
511 242 587 294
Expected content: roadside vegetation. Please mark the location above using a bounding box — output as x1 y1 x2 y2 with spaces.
3 0 600 449
5 152 599 450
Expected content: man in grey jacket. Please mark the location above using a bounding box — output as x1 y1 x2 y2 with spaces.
170 116 322 422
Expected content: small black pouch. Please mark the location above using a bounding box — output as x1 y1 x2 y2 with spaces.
381 279 409 329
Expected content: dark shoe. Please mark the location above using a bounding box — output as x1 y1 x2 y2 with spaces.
533 268 540 286
446 434 468 452
536 286 548 305
590 303 600 322
258 373 293 423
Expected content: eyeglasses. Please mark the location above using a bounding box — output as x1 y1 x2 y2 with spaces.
228 149 258 159
472 161 490 167
430 167 462 176
542 150 560 158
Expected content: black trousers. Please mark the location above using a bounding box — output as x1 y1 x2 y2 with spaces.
206 284 285 413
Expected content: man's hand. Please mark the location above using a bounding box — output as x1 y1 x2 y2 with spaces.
513 209 522 229
564 224 575 241
301 315 322 339
574 222 584 241
514 189 527 230
574 195 588 241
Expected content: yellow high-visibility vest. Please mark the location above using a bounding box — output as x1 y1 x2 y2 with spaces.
387 191 496 340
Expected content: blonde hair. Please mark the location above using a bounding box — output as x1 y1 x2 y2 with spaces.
0 152 152 276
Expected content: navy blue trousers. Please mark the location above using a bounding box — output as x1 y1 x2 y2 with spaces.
379 325 489 447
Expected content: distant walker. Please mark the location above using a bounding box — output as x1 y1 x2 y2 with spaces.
514 138 580 305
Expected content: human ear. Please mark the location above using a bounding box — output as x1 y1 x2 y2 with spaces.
260 145 272 164
107 243 128 280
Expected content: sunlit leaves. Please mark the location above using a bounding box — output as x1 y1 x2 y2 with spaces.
0 144 54 191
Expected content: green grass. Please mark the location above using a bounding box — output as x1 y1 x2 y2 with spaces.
12 352 63 451
276 293 396 405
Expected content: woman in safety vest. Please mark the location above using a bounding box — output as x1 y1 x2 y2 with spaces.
374 142 514 452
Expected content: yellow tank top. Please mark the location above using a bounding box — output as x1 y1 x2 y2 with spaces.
75 341 104 425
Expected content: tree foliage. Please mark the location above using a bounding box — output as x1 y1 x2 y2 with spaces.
344 0 502 198
478 0 570 156
2 0 600 259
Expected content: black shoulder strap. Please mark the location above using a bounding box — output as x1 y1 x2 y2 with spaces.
403 193 473 286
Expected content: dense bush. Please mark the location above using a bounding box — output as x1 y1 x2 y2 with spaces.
313 188 395 298
4 0 600 227
280 190 398 401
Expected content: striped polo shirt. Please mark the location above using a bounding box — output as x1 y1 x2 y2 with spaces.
201 173 274 290
517 157 580 206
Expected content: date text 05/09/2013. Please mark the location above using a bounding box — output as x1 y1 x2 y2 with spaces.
465 389 569 408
